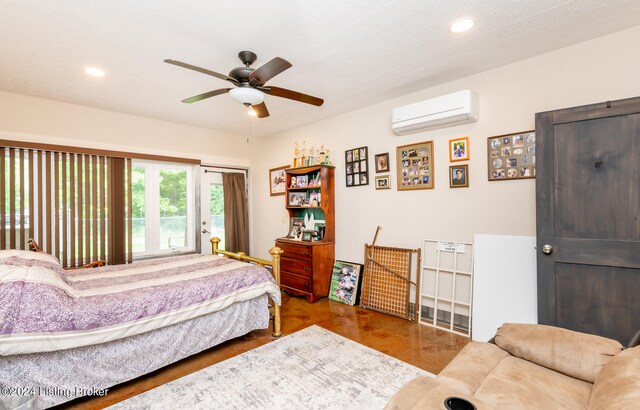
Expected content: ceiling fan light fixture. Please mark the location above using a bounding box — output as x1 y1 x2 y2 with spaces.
229 87 264 106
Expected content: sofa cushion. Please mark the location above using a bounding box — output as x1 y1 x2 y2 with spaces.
588 346 640 410
494 323 622 383
437 342 509 395
474 356 593 409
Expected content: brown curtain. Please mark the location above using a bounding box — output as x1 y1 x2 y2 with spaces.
222 172 249 253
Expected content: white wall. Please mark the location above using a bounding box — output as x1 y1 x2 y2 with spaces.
0 90 249 166
248 25 640 260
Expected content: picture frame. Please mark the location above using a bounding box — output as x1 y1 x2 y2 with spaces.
269 165 289 196
345 146 369 187
449 136 470 162
301 231 313 242
449 164 469 188
396 141 434 190
288 191 307 207
287 217 304 240
328 260 364 306
375 153 389 173
487 130 535 181
375 175 391 190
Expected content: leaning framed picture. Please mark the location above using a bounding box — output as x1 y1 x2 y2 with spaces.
328 260 364 306
487 130 535 181
449 164 469 188
449 136 470 162
269 165 289 196
345 146 369 187
287 217 304 240
396 140 434 190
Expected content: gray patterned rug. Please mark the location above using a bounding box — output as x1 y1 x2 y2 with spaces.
108 325 432 409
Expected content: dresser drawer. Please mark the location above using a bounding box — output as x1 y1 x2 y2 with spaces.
281 272 312 292
281 257 312 278
276 241 312 261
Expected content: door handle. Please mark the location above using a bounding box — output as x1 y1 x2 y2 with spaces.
202 228 211 234
542 244 553 255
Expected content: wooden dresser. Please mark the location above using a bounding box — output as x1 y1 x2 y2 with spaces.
276 165 335 303
275 240 335 303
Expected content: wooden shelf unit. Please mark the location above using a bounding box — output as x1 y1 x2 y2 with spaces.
275 165 335 303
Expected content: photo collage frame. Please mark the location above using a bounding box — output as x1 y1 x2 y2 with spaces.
345 146 369 187
487 130 536 181
396 141 434 190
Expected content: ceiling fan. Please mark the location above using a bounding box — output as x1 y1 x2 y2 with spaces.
164 51 324 118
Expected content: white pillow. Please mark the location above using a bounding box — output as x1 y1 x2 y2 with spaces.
0 249 61 265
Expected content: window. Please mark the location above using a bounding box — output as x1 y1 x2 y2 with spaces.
132 161 195 257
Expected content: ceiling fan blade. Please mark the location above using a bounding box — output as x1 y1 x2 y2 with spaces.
248 57 292 85
252 102 270 118
164 59 239 85
265 86 324 106
181 88 231 104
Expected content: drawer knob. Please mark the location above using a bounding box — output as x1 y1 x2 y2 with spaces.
304 282 310 288
304 267 311 271
303 252 309 256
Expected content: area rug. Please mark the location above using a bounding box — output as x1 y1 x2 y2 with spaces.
108 325 433 409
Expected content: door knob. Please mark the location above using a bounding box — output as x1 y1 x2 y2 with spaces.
542 244 553 255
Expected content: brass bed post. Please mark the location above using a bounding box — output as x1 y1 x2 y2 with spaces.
211 236 220 253
269 246 283 338
210 237 283 338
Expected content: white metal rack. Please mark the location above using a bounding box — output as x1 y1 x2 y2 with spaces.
419 239 474 338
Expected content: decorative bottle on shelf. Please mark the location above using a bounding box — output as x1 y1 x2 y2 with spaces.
293 141 300 168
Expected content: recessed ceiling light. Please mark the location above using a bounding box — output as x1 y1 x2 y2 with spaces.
450 18 474 34
84 67 106 77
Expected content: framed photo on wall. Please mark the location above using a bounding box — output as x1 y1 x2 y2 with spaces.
449 136 470 162
449 164 469 188
269 165 289 196
375 153 390 173
328 260 364 306
396 141 434 190
345 146 369 187
487 130 535 181
375 175 391 190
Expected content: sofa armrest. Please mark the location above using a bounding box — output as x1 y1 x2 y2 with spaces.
438 342 510 395
385 376 438 410
386 377 493 410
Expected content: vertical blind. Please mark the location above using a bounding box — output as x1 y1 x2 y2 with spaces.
1 147 133 267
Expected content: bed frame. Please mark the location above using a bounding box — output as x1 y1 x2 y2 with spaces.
210 237 283 338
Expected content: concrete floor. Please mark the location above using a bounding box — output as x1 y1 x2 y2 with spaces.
62 294 469 409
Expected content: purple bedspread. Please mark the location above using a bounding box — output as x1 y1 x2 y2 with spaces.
0 253 280 355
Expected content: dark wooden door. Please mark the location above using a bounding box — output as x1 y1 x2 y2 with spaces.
536 96 640 345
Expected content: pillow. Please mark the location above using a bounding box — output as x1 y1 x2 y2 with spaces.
0 249 61 265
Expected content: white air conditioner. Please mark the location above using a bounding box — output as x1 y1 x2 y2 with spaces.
391 90 479 135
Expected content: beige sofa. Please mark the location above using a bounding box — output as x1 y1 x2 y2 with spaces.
386 324 640 409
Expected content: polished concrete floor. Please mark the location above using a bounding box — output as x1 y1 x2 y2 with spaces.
62 294 469 409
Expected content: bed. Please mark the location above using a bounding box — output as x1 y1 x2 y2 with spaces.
0 238 282 409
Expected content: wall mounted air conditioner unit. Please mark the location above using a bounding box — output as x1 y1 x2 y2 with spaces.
391 90 479 135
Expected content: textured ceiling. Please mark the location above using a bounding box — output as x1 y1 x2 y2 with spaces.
0 1 639 138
